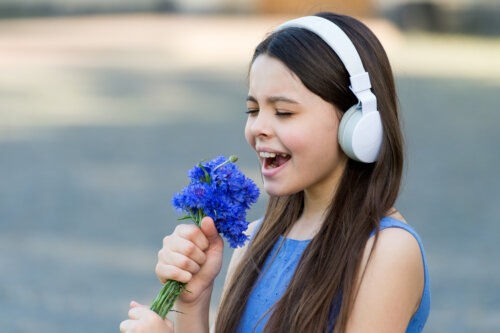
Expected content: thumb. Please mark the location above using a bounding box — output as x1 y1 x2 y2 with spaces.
200 216 221 243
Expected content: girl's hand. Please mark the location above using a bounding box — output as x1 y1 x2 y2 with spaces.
156 216 224 305
120 301 173 333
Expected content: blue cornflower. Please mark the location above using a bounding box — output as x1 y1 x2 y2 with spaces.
171 155 259 248
151 155 259 319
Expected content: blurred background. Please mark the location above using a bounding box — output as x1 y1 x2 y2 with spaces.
0 0 499 332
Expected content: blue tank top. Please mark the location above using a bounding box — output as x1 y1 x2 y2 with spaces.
236 217 430 332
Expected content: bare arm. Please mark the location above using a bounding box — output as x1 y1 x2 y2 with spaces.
345 227 425 332
174 286 213 333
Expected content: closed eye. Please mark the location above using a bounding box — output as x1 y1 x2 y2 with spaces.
245 109 259 115
276 111 292 117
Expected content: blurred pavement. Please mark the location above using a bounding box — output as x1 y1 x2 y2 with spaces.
0 14 499 332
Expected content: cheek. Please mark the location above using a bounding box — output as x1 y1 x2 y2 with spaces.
281 131 305 152
316 128 341 158
287 123 340 161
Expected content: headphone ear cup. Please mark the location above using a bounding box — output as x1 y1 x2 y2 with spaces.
338 105 383 163
338 105 362 160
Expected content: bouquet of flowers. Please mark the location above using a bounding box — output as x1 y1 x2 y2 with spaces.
150 155 260 318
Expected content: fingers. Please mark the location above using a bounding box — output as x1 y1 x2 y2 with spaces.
156 245 205 283
128 306 152 320
119 319 133 332
167 251 201 273
201 217 224 254
168 237 206 265
172 224 209 251
200 216 220 242
161 227 208 264
130 300 146 308
120 318 174 333
156 219 222 285
120 305 174 333
155 262 192 284
156 224 210 283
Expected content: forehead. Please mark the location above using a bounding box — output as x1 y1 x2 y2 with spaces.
248 54 305 99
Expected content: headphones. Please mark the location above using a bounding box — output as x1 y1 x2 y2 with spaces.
275 16 383 163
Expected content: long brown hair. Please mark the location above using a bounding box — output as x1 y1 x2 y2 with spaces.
216 12 404 332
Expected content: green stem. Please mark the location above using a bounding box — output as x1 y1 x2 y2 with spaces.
212 155 238 172
150 280 186 319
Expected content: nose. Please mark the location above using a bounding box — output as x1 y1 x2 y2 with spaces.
248 110 273 139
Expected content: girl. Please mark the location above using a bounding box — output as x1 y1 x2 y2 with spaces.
120 12 430 333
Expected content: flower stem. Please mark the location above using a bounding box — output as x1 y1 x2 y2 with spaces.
150 209 205 318
212 155 238 172
150 280 186 319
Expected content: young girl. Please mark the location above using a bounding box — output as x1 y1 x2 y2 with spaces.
120 12 430 333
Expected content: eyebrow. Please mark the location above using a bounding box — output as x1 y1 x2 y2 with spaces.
246 95 299 105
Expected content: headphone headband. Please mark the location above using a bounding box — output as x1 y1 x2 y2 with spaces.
275 16 377 114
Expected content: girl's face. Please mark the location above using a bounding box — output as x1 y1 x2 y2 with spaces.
245 54 348 198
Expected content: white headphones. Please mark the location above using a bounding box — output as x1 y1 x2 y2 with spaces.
275 16 383 163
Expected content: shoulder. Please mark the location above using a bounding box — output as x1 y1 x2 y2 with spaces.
361 225 424 299
246 219 261 239
386 208 407 223
231 219 260 261
221 219 261 293
346 219 424 332
369 227 423 276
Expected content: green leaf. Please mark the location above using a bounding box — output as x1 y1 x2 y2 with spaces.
198 163 211 184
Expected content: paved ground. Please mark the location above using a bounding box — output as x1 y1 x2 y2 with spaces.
0 14 499 332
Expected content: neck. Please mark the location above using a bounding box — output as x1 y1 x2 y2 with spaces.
302 188 333 222
288 158 347 240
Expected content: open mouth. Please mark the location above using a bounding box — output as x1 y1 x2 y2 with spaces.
259 152 291 169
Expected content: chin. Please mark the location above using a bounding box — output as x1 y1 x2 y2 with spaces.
263 183 301 198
